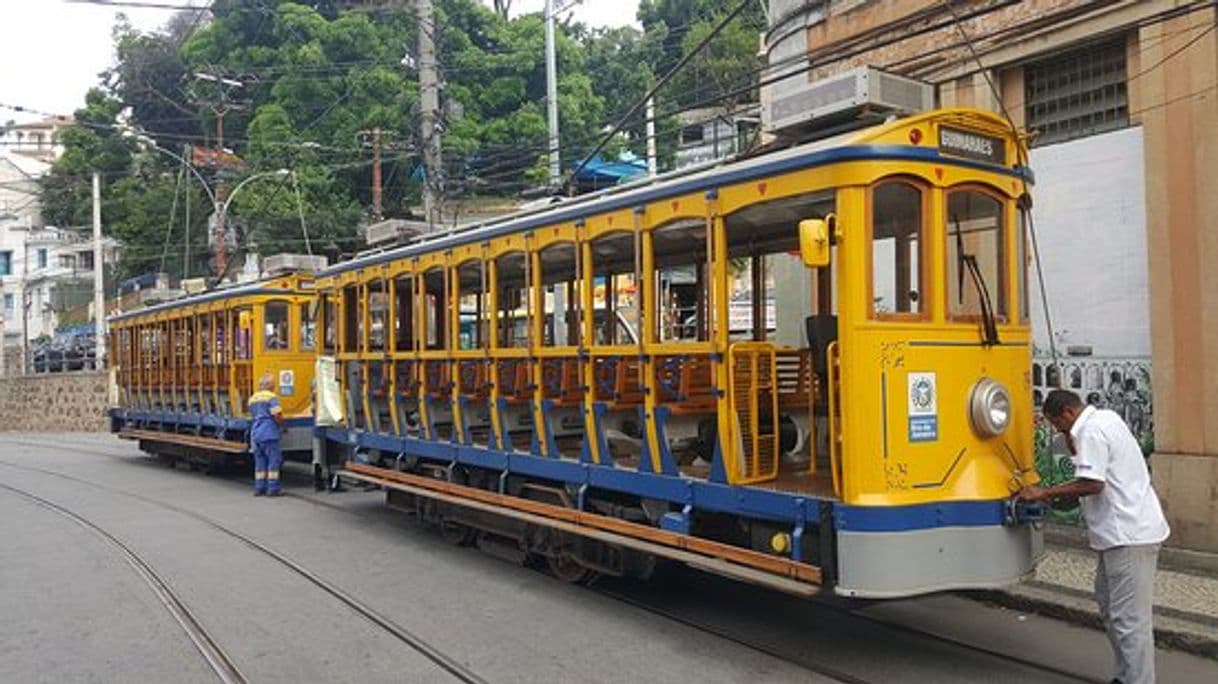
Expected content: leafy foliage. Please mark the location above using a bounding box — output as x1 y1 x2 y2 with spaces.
39 0 763 280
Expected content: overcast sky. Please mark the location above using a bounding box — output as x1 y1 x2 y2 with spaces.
0 0 638 124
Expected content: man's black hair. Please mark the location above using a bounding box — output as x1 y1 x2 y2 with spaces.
1043 389 1083 418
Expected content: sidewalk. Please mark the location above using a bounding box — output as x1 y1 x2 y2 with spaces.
976 525 1218 660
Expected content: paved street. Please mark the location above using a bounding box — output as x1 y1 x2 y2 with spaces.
1 433 1215 683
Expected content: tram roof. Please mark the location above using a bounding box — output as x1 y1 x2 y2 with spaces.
318 108 1025 279
108 278 298 324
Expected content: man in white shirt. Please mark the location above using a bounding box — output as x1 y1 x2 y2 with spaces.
1020 389 1170 684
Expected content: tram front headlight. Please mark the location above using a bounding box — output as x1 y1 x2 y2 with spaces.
969 378 1011 438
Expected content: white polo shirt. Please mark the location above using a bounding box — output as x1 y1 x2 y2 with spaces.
1070 405 1170 550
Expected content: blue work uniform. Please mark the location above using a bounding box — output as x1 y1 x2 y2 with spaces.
248 390 284 495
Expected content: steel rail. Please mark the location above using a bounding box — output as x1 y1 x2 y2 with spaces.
0 453 487 684
0 481 248 684
0 437 1099 682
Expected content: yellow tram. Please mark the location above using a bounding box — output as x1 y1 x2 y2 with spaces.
108 273 318 465
314 107 1044 597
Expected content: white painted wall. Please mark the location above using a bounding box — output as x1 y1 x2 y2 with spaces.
1027 126 1150 357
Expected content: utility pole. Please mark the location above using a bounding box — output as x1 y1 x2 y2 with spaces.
191 71 244 278
92 172 105 369
544 0 560 187
417 0 442 230
646 97 658 177
370 127 383 221
213 101 230 279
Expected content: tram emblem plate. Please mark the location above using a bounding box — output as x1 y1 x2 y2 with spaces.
907 372 938 442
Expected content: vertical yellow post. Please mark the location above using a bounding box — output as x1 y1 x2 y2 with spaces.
579 234 602 463
638 210 664 473
528 236 550 455
387 277 402 435
488 256 503 448
414 270 430 439
710 207 732 482
448 261 466 444
227 309 240 416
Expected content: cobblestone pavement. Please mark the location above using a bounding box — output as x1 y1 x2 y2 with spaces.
990 540 1218 660
1033 546 1218 623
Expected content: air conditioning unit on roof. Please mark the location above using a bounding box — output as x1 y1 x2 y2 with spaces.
139 288 183 306
365 218 429 247
765 66 933 136
263 253 328 276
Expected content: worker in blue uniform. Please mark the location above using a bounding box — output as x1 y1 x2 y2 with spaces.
249 372 286 496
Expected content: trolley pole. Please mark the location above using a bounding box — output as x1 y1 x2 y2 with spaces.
92 172 106 369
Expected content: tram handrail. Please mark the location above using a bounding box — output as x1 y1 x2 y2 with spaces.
827 341 841 498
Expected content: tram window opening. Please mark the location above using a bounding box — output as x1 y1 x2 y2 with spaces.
300 302 316 351
725 191 834 344
235 308 253 361
423 268 446 350
368 281 389 352
539 243 580 347
590 233 638 345
871 182 924 317
728 255 778 341
457 260 487 350
947 189 1007 320
394 277 414 352
652 219 708 343
264 300 290 351
495 252 530 348
200 315 211 367
342 286 360 353
322 295 338 354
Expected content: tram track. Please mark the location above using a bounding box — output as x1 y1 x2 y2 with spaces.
591 574 1101 684
0 444 487 684
0 481 248 684
1 436 1102 683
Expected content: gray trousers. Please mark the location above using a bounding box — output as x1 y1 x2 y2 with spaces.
1095 544 1160 684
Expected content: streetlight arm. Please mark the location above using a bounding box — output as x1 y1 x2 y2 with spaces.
220 169 291 217
130 135 218 207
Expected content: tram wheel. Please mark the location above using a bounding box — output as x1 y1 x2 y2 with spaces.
546 551 597 584
439 517 477 546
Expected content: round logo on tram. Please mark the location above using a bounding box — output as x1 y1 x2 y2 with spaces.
910 377 934 413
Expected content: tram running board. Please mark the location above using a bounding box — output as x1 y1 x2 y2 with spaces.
341 463 822 597
118 428 249 454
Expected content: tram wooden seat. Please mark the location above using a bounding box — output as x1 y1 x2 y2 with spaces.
497 359 532 404
542 358 583 407
458 361 490 401
776 350 813 409
610 358 645 409
667 356 717 415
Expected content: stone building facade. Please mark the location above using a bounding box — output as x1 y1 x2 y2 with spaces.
762 0 1218 551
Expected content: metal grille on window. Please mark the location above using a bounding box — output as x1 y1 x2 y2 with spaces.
1024 37 1128 146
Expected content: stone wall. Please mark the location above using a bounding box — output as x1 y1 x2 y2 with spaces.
0 370 109 432
0 347 22 378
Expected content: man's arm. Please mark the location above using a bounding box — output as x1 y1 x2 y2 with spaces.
1019 479 1104 508
271 398 285 428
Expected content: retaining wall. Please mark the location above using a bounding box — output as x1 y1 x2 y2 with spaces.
0 371 109 432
